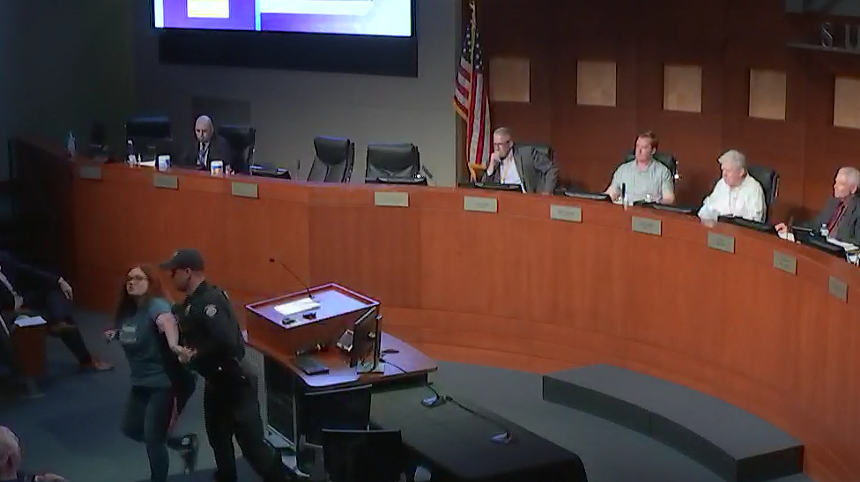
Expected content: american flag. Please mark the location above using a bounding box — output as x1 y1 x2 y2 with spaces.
453 1 491 178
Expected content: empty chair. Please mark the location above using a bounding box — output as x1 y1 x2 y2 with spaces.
125 116 172 141
218 125 256 174
308 136 355 183
125 116 172 162
365 143 425 184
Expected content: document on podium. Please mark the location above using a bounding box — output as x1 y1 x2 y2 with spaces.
274 297 321 317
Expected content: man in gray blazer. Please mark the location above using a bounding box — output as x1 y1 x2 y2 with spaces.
777 166 860 245
482 127 559 194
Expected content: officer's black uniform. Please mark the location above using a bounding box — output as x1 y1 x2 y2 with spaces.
161 249 290 482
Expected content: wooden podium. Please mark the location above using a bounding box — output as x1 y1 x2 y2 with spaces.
244 283 437 449
3 315 46 398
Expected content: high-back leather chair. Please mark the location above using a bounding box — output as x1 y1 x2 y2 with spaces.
365 143 422 183
125 116 171 141
747 165 779 222
623 150 680 181
308 137 354 183
218 125 256 174
518 142 554 161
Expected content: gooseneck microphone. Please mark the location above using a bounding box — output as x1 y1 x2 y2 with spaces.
422 392 513 444
384 357 513 445
268 258 314 301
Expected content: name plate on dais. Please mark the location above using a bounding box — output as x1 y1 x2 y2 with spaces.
829 276 848 302
78 165 102 180
773 251 797 275
152 174 178 190
374 191 409 207
707 232 735 253
631 216 662 236
231 181 258 199
550 205 582 223
463 196 498 213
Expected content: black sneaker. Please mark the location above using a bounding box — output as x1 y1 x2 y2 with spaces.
177 433 199 474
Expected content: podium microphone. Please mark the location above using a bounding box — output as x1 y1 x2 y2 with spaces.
268 258 314 301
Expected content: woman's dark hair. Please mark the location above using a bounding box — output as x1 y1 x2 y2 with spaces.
113 264 169 326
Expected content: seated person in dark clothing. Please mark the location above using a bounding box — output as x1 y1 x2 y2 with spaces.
0 252 112 371
0 426 68 482
180 115 235 173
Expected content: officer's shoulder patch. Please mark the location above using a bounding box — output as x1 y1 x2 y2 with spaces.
204 304 218 317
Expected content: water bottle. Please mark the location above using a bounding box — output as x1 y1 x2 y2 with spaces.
127 140 136 165
820 223 829 237
66 131 76 157
621 183 628 210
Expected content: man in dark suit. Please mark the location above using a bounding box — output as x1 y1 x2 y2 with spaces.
776 167 860 245
181 115 236 173
482 127 559 194
0 252 112 372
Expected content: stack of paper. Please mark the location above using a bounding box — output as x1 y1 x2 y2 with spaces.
14 315 47 328
274 297 321 317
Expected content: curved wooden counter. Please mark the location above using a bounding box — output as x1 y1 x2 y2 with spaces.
47 158 860 482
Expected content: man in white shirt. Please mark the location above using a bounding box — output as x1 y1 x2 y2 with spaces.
698 149 765 222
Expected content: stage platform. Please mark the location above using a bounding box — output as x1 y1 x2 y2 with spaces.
542 364 804 482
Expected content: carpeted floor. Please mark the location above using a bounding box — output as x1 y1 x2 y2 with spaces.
0 311 810 482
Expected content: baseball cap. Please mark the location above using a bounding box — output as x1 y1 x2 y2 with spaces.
159 248 205 271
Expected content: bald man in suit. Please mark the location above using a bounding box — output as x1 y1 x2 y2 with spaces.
182 115 235 173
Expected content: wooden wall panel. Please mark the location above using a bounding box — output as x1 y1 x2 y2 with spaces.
749 69 788 121
483 0 860 220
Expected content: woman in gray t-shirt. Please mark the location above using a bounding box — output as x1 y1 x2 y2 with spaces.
106 264 199 482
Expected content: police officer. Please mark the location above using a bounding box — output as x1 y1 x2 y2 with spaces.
159 249 292 482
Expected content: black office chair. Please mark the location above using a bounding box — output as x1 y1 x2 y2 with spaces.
365 143 425 185
518 142 555 161
747 165 779 222
623 150 680 181
308 137 354 183
125 116 172 140
218 125 256 174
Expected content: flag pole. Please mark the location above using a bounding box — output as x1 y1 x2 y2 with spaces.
466 0 479 182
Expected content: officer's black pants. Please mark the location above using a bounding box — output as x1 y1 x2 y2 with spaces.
204 373 287 482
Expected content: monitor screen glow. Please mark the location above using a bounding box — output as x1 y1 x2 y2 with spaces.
153 0 412 37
